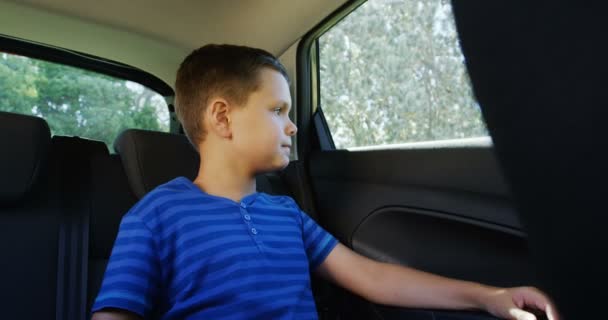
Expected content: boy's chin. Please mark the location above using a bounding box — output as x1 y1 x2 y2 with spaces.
256 158 290 174
272 160 290 172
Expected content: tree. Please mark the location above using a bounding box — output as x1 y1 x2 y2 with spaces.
0 53 38 115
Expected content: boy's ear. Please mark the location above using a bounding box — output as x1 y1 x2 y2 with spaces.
206 98 233 139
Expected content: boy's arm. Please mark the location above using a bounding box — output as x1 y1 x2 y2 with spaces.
91 309 142 320
315 243 559 320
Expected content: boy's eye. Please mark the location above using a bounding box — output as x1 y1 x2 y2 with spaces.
274 107 283 115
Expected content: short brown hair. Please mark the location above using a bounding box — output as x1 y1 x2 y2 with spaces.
174 44 289 150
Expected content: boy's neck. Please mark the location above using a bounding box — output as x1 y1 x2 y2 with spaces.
192 150 257 203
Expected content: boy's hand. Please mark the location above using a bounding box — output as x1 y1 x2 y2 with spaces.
480 286 559 320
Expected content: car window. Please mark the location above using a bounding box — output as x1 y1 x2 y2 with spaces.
0 51 169 151
318 0 489 150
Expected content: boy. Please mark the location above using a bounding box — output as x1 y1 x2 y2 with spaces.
91 44 559 320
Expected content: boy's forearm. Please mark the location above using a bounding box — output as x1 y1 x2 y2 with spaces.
369 261 497 311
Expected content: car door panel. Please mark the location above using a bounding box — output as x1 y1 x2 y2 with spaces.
307 147 536 319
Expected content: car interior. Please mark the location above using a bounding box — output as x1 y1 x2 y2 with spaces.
1 0 605 319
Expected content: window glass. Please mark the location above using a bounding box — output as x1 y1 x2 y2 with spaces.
319 0 488 149
0 52 169 151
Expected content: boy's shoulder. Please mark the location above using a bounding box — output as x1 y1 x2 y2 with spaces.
121 176 196 221
138 176 194 204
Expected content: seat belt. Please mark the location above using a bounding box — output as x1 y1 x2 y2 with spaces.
279 160 319 221
54 137 94 320
279 160 338 320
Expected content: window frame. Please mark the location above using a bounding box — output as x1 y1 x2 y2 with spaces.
296 0 367 157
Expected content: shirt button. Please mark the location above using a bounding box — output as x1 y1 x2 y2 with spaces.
240 203 247 209
244 214 251 221
251 228 258 235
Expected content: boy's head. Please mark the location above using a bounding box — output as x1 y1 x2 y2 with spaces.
175 44 297 173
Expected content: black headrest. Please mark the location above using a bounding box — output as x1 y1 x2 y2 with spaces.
0 112 51 203
113 129 200 199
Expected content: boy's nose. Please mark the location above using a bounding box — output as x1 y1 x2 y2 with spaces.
286 120 298 136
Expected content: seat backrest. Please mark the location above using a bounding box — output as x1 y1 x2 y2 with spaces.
113 129 200 199
0 110 113 320
0 111 59 319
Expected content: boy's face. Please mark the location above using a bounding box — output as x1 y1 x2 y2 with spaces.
230 68 297 173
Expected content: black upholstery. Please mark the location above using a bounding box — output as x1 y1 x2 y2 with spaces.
87 153 138 314
0 111 51 204
113 129 200 199
0 111 115 320
0 112 58 319
51 136 109 320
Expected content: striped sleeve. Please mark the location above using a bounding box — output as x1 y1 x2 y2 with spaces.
296 205 339 270
91 211 161 317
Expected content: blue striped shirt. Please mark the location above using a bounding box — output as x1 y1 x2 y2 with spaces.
92 176 339 319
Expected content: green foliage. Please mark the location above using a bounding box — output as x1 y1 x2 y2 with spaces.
0 53 169 151
319 0 488 148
